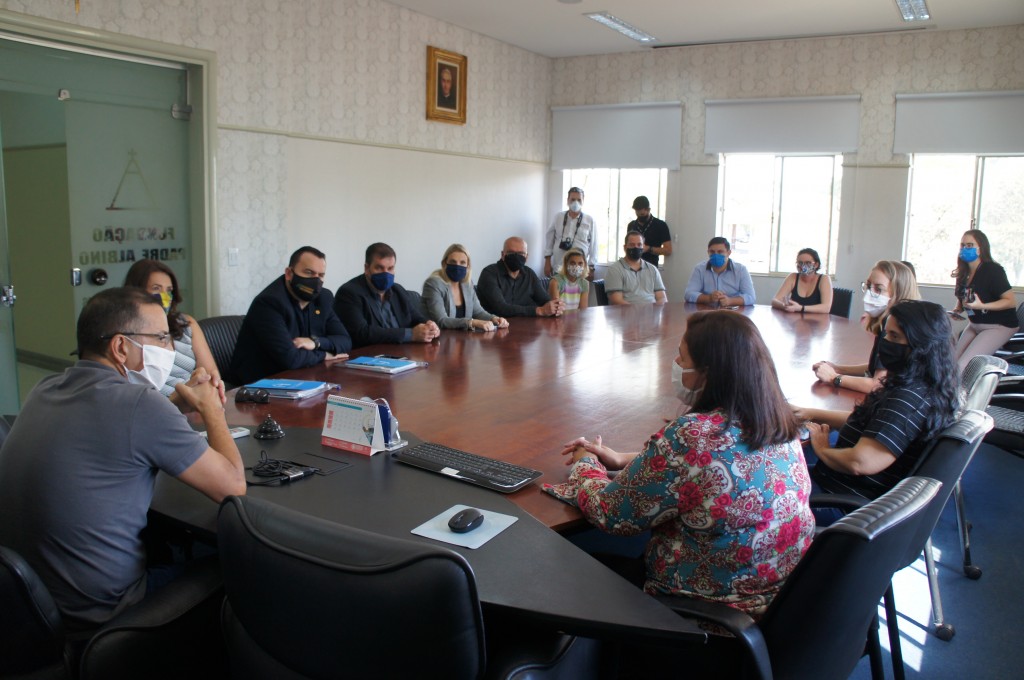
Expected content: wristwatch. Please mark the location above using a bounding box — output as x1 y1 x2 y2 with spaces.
311 336 321 350
832 375 843 388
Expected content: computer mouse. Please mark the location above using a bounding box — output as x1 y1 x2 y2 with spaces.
448 507 484 533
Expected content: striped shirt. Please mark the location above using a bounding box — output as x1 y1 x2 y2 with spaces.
812 384 932 499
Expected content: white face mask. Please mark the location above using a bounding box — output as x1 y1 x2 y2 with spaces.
863 291 891 318
567 265 585 278
569 200 582 213
672 362 703 406
123 336 176 389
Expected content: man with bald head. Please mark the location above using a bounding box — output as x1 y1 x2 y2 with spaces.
478 237 564 318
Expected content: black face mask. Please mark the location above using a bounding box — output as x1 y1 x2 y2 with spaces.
503 253 526 272
877 338 911 373
626 247 644 261
289 273 322 302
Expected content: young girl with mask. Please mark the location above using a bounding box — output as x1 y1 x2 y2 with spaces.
812 260 920 394
422 243 509 331
800 300 960 501
770 247 834 314
123 259 225 404
545 311 813 618
548 248 590 312
950 229 1019 372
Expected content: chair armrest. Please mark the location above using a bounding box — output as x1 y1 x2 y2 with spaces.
78 557 225 680
651 594 772 680
989 393 1024 407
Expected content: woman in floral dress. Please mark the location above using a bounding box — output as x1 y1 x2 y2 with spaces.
545 311 815 617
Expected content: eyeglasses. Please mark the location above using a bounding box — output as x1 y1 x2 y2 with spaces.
861 282 887 296
235 388 271 404
102 331 173 347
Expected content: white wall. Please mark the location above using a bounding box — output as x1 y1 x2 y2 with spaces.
286 138 547 295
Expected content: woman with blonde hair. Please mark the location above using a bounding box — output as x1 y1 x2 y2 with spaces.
812 260 920 394
422 243 509 331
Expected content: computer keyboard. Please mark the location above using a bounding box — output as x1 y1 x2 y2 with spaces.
391 442 542 493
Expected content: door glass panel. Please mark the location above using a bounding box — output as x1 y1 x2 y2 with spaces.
0 120 18 413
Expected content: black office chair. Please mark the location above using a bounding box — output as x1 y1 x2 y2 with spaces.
217 496 600 680
647 476 943 680
830 286 854 318
992 301 1024 379
592 279 608 306
197 314 245 387
0 414 14 449
0 545 227 680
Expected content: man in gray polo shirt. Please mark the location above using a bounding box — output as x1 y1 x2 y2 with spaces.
604 231 668 305
0 288 246 630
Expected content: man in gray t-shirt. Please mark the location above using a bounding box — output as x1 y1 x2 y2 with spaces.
604 231 668 306
0 288 246 630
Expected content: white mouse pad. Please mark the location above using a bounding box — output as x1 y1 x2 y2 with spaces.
411 504 518 549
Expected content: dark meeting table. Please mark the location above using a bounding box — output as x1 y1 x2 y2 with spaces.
153 302 872 642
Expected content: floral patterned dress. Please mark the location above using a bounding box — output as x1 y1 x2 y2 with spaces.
544 409 815 617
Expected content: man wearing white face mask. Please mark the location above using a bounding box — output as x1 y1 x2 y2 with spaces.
544 186 597 278
0 288 246 630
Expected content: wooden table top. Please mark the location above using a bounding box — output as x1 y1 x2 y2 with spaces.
212 303 873 531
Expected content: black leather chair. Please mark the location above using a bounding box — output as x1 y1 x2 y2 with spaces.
197 314 245 387
992 301 1024 378
0 545 227 680
648 476 943 680
830 286 854 318
592 279 608 306
217 496 600 680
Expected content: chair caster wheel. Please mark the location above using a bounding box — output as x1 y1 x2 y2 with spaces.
964 565 982 580
935 624 955 641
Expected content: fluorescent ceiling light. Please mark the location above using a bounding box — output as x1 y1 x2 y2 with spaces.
584 12 657 43
895 0 931 22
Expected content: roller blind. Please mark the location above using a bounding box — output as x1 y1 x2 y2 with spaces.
893 91 1024 154
704 95 860 154
551 102 682 170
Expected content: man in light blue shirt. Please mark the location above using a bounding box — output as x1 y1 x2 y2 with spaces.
684 237 756 306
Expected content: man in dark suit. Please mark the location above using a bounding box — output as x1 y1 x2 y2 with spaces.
334 242 441 348
230 246 352 385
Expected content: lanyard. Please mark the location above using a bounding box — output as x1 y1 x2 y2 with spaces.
561 211 584 244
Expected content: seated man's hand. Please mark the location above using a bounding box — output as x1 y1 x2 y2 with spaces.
412 322 441 343
292 337 315 350
710 290 728 303
537 300 563 317
175 376 225 417
323 352 348 364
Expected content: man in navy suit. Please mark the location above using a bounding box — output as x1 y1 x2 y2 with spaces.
334 242 441 348
230 246 352 385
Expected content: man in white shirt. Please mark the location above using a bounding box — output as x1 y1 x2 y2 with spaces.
544 186 596 278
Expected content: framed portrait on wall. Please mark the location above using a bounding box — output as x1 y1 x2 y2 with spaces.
426 46 467 125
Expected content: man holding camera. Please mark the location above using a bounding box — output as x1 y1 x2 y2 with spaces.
543 186 597 278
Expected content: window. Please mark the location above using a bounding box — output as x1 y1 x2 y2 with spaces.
716 154 842 275
562 168 668 264
905 154 1024 287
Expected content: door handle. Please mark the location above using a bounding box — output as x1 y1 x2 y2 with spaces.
0 285 14 308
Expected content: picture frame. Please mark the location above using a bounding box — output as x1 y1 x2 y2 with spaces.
426 46 467 125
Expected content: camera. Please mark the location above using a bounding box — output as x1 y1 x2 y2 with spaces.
559 238 573 250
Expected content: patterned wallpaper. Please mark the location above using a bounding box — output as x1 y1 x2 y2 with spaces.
552 25 1024 166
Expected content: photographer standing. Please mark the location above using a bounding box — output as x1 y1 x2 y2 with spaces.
544 186 597 279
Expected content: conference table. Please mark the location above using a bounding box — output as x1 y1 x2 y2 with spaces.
153 302 871 642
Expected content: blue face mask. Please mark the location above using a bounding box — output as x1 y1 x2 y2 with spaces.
445 264 467 282
709 253 727 268
370 271 395 292
959 247 979 263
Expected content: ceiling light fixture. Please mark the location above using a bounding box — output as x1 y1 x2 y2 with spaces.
894 0 930 22
584 12 657 43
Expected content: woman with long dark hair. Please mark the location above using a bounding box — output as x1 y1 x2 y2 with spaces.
801 300 960 500
124 259 225 403
545 311 814 618
951 229 1019 372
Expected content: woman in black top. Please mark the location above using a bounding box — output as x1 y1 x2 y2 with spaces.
951 229 1019 372
771 247 834 314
